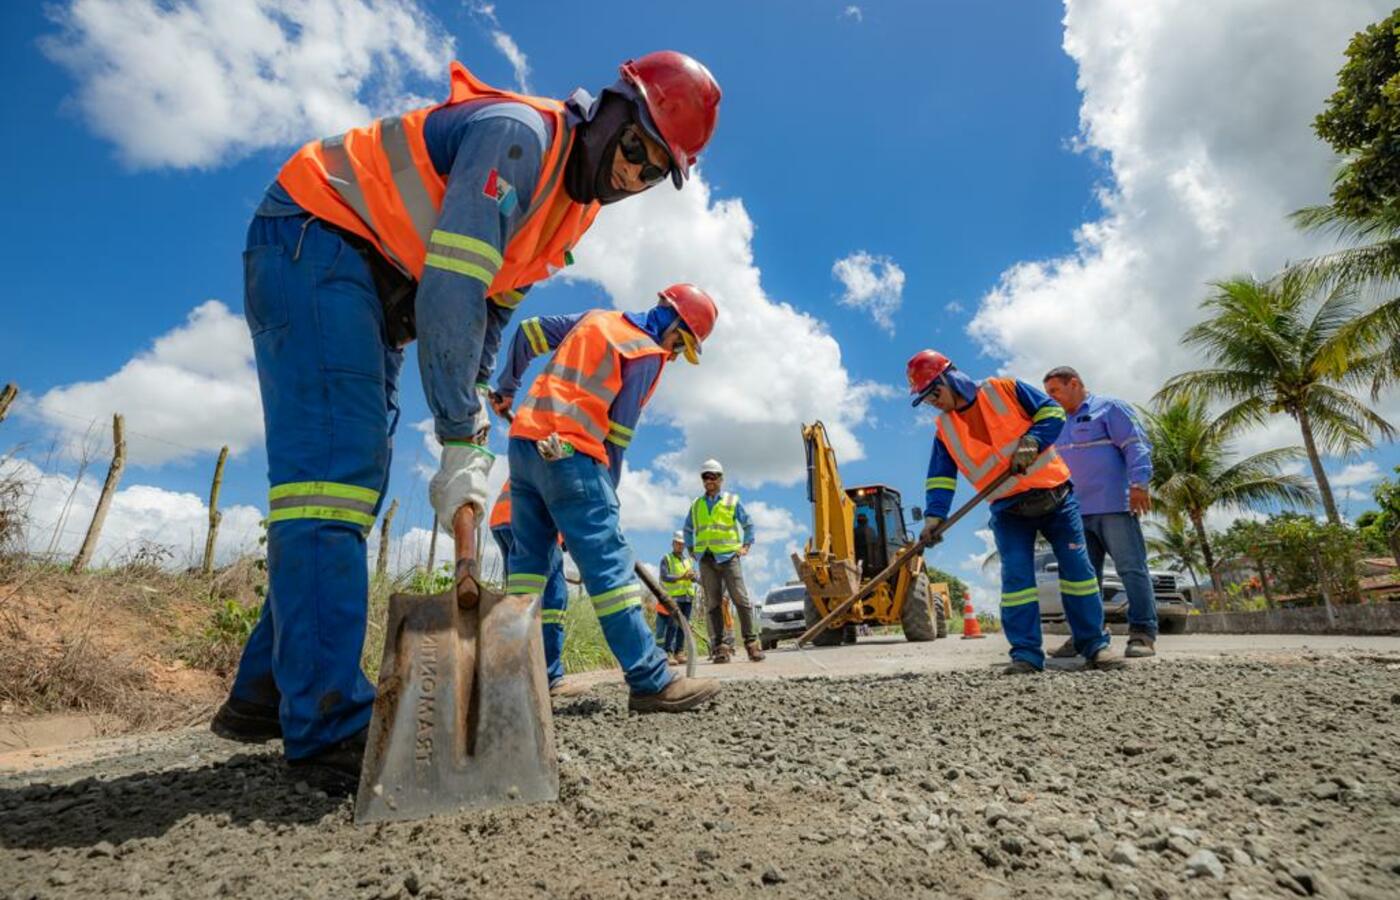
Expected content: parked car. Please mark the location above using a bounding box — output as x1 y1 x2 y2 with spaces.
757 583 809 649
1034 551 1191 634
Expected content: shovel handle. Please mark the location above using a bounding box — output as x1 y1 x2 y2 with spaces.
453 503 481 606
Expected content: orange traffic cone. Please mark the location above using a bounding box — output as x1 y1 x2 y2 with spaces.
961 601 985 640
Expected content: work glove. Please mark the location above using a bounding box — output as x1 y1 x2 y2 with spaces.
1009 435 1040 476
489 390 514 421
429 442 495 528
918 516 945 547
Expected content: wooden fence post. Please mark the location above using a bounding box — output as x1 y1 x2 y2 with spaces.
0 384 17 425
375 499 398 580
71 414 126 572
202 445 229 575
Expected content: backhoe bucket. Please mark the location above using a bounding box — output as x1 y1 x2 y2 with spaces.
354 510 557 824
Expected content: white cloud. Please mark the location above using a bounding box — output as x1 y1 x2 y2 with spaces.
469 2 530 92
33 301 262 467
1330 460 1382 489
843 5 863 22
944 300 966 315
564 171 891 487
831 251 906 333
2 456 264 568
41 0 453 169
968 0 1394 425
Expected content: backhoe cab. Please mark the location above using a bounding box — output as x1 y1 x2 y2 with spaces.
791 421 948 646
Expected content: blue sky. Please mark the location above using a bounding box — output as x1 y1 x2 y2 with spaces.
3 0 1397 604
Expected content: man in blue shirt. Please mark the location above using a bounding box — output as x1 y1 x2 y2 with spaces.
1044 367 1158 658
684 459 763 663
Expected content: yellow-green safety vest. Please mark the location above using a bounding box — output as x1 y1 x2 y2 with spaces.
663 553 697 598
691 492 743 556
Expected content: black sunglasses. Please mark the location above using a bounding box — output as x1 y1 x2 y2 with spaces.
618 126 669 186
701 472 721 481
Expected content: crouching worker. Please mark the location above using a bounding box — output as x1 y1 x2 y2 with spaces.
491 284 721 712
905 350 1126 675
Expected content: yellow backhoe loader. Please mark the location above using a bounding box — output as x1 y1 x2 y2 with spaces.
791 421 951 646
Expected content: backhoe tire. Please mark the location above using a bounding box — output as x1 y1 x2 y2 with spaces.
803 595 845 647
935 593 948 639
901 576 937 642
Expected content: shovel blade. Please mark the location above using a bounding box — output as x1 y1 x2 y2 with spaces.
353 586 557 824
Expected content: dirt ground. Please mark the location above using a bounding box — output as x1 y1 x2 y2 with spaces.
1 653 1398 899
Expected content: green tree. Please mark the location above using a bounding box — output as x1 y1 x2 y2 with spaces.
1311 10 1400 225
1143 514 1204 591
1158 271 1394 524
1142 396 1316 596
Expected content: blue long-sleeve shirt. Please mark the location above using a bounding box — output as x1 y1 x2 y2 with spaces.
923 378 1068 519
683 494 755 564
494 311 662 487
1053 393 1153 516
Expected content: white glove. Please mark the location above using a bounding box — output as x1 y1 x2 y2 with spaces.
429 442 495 526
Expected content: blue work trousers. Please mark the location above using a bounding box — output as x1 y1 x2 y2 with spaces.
658 599 693 653
505 438 670 696
1082 512 1158 639
229 212 405 759
990 490 1110 669
491 525 569 684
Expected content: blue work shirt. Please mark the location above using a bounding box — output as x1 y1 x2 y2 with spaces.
683 493 756 564
923 379 1068 520
1053 393 1153 516
258 96 576 440
495 311 664 487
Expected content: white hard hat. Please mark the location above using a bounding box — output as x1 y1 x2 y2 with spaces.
672 530 685 543
700 458 724 475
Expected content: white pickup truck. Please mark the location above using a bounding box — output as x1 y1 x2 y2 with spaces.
1034 551 1192 633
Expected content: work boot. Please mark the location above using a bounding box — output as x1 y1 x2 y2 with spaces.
549 678 592 699
1125 634 1156 658
1001 660 1040 676
666 652 679 665
289 727 367 789
1086 646 1128 671
745 640 766 662
1049 636 1078 658
711 645 732 664
210 696 282 744
674 650 688 666
628 676 720 714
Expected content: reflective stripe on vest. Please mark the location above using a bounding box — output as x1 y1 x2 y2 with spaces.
510 311 667 464
934 378 1070 501
691 493 743 555
277 61 600 294
663 553 697 598
489 479 512 530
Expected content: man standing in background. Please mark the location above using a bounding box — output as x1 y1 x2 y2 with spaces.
1043 367 1158 658
658 531 699 664
685 459 765 663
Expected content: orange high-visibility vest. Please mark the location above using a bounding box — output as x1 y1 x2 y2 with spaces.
935 378 1071 502
277 61 600 298
510 311 667 465
489 480 512 530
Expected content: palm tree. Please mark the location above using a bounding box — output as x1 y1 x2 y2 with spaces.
1143 515 1204 591
1157 270 1395 524
1142 397 1316 596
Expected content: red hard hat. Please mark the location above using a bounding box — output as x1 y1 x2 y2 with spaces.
619 51 721 187
659 283 718 361
906 350 952 406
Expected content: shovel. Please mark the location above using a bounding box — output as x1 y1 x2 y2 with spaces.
354 503 558 824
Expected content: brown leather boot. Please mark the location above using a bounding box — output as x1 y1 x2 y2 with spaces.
1125 634 1156 658
711 645 732 664
745 640 766 662
549 678 592 698
628 676 720 713
1049 636 1078 658
674 650 688 665
1086 646 1128 670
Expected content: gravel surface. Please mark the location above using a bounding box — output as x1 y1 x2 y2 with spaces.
2 656 1398 899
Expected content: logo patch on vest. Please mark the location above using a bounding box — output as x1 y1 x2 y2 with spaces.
482 168 518 215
